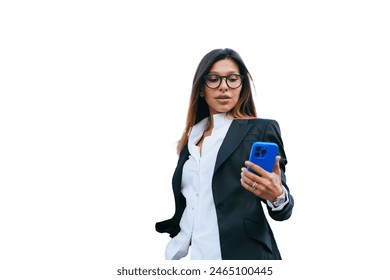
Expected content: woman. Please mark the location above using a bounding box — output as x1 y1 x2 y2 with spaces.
155 48 294 260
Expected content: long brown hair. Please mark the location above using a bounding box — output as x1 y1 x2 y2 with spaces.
177 48 257 154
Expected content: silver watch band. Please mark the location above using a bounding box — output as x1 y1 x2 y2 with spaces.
272 188 286 207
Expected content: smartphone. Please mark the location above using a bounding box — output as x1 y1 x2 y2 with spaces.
248 142 278 173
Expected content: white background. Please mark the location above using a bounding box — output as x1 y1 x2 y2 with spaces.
1 0 389 279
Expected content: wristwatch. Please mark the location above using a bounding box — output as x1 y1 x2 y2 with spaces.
272 189 286 207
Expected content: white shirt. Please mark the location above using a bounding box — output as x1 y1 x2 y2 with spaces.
164 113 289 260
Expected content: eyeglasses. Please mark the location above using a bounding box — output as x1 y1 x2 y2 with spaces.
203 73 244 89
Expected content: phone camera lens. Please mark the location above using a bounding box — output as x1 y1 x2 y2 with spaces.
254 152 260 157
261 149 267 155
255 146 261 151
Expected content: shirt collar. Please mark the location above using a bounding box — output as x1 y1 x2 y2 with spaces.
189 113 232 145
211 113 233 130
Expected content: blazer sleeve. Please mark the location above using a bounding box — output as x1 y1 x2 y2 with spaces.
261 119 294 221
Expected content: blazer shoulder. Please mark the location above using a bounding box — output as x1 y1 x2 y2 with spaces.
245 118 283 142
247 118 279 126
246 118 281 132
233 118 281 135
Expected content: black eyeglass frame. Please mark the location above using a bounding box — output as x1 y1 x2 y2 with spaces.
203 73 245 89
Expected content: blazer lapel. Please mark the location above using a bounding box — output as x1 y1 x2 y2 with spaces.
214 119 253 174
173 145 190 194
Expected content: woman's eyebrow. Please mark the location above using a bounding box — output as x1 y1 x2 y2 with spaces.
207 70 240 74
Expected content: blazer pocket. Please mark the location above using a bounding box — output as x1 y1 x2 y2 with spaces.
244 218 273 254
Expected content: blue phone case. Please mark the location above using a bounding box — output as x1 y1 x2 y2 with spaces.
248 142 278 173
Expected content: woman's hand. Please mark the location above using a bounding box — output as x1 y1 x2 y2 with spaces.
240 156 284 201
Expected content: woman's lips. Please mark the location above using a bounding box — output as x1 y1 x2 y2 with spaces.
215 95 231 100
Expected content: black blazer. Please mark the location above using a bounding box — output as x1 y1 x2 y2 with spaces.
156 118 294 260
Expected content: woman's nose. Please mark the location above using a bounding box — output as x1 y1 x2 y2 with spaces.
219 77 229 90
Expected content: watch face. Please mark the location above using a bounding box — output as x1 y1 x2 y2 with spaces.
273 192 285 207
